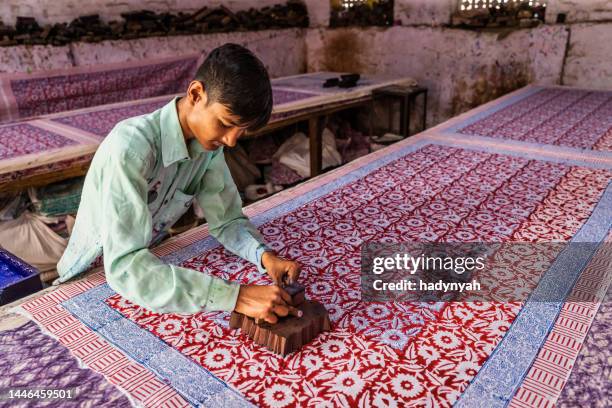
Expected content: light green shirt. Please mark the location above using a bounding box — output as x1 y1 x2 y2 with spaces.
56 97 269 314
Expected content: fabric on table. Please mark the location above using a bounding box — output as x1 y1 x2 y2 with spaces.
13 85 612 407
557 288 611 408
19 134 606 407
0 123 78 161
450 87 612 152
0 53 200 124
266 158 305 186
0 321 132 407
103 143 611 407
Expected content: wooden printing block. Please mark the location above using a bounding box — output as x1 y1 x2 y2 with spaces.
230 300 330 356
284 282 305 306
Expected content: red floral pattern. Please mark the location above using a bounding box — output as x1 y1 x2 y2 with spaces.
459 89 612 151
0 123 77 160
106 144 611 407
52 100 167 137
11 57 198 119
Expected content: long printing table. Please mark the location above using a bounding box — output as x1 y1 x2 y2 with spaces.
0 84 610 407
0 72 415 193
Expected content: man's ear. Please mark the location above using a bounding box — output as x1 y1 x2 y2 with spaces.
187 81 207 105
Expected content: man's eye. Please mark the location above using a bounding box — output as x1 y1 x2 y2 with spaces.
218 120 230 129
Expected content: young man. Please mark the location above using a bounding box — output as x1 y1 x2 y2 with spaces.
57 43 301 324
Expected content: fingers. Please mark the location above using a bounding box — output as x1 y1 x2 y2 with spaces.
272 304 289 317
261 312 278 325
271 304 303 318
276 286 291 304
287 264 301 285
287 305 303 318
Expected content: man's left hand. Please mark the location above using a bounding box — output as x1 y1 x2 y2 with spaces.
262 251 301 286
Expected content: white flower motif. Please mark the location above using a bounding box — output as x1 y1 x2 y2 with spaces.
455 361 480 381
326 305 343 321
367 352 385 366
204 348 231 369
352 316 369 331
432 330 460 350
248 363 265 378
391 373 423 399
380 329 408 350
332 371 365 399
310 281 332 295
417 345 440 364
302 241 321 251
303 355 323 372
157 318 182 336
192 329 211 344
366 304 390 319
321 339 348 359
263 384 294 408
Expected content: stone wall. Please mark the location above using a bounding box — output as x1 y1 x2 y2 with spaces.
0 1 283 25
0 28 306 77
0 0 610 128
305 24 568 126
305 0 612 126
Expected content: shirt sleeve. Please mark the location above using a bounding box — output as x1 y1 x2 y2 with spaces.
196 148 271 274
100 149 240 314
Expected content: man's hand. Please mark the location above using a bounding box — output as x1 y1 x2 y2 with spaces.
234 285 302 324
261 251 301 286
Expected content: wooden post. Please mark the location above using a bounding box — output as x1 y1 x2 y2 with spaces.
308 116 321 177
308 116 326 177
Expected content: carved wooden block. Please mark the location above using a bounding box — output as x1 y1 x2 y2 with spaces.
230 300 330 356
284 283 305 306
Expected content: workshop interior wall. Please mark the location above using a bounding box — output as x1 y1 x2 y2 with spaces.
0 0 610 128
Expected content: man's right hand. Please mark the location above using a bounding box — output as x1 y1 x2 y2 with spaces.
234 285 302 324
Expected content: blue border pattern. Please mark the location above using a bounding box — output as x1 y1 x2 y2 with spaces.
62 284 252 408
434 135 612 169
455 183 612 408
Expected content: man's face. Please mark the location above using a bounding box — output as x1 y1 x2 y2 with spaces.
185 84 248 151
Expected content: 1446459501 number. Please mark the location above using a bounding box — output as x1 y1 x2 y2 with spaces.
2 388 75 400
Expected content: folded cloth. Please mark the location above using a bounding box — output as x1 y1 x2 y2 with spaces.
0 193 27 221
274 129 342 177
266 160 304 186
0 212 67 273
28 177 84 217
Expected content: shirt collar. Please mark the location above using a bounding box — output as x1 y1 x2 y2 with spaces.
160 96 191 167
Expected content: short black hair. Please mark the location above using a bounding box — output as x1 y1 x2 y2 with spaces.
194 43 273 132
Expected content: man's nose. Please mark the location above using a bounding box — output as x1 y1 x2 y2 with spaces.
223 128 243 147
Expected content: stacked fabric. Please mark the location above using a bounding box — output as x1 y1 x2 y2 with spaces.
28 177 84 217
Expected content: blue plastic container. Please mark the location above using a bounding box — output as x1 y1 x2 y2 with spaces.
0 248 42 306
